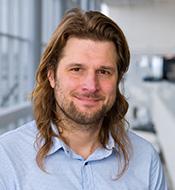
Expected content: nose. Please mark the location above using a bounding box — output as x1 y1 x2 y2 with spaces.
82 72 99 93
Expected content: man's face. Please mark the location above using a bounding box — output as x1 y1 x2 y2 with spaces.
48 37 118 125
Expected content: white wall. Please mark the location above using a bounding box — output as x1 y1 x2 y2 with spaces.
108 2 175 55
152 85 175 189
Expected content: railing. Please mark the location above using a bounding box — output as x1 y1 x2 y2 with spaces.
0 102 33 135
151 83 175 190
126 57 175 190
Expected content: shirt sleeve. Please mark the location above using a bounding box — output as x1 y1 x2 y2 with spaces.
0 180 6 190
0 143 16 190
150 148 168 190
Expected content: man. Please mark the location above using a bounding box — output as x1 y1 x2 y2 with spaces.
0 8 167 189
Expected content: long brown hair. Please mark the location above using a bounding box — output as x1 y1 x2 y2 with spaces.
31 8 131 177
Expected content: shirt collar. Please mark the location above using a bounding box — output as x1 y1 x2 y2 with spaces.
46 122 63 156
47 122 116 157
106 133 116 150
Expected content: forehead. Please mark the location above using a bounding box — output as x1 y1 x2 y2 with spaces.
59 37 118 67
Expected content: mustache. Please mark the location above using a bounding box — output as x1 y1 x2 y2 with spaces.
72 92 105 100
54 81 104 100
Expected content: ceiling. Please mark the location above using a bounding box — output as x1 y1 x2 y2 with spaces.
102 0 175 6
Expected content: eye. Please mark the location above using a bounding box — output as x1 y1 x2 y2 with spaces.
97 69 111 75
70 67 81 72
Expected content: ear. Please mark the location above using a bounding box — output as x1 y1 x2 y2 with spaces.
47 70 55 88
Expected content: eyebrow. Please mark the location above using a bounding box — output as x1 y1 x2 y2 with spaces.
99 66 116 72
65 63 116 72
66 63 84 68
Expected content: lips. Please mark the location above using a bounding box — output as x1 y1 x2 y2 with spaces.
73 94 104 106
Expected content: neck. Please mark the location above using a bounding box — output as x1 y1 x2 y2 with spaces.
56 111 103 159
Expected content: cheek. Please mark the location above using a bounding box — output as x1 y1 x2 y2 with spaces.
109 88 117 103
55 78 78 97
102 81 117 97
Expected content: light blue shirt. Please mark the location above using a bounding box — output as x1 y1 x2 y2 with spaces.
0 121 167 190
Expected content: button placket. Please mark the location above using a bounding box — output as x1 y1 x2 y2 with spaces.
81 161 94 190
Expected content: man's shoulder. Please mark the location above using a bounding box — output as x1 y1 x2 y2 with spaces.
0 121 39 187
127 129 159 158
0 120 37 147
128 129 152 146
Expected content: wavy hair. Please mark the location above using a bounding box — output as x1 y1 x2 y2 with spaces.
31 8 131 177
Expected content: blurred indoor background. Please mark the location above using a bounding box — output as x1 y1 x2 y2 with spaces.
0 0 175 189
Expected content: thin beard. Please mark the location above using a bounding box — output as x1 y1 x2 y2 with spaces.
54 79 108 127
55 100 104 129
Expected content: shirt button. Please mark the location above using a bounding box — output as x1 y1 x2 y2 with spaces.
84 162 88 165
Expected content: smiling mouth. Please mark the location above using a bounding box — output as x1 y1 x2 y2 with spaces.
73 95 103 105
